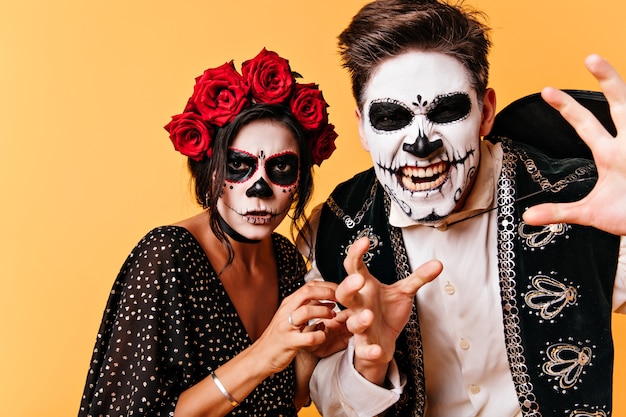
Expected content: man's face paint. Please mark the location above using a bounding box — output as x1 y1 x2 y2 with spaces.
361 51 483 223
217 119 299 240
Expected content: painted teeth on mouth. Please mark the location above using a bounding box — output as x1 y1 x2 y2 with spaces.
403 162 445 178
400 161 447 192
401 176 444 191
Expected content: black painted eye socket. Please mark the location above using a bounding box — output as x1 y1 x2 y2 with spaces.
266 153 299 186
369 101 414 131
427 93 471 124
226 150 257 182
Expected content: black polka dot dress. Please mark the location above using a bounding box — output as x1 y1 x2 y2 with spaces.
79 226 306 416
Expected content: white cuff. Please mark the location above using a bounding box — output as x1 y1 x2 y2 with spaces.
311 338 404 417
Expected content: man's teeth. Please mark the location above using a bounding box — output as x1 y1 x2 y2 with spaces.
400 162 447 192
403 163 445 179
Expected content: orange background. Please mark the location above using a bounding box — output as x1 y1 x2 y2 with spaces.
1 1 625 416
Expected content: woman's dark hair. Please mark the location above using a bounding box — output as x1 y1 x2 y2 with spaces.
338 0 491 110
187 104 314 269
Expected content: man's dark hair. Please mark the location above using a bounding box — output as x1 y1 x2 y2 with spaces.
338 0 491 110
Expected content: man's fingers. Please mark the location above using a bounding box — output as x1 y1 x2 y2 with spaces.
541 86 610 149
333 308 351 324
334 273 365 308
343 237 371 276
523 200 588 227
353 341 384 362
397 259 443 296
585 54 626 133
345 309 375 335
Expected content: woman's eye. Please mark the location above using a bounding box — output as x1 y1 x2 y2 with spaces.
226 150 257 182
267 154 299 186
228 160 248 172
273 162 290 173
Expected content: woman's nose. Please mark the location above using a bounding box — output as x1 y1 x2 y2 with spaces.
245 177 273 198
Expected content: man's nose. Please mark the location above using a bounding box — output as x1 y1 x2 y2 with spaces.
402 132 443 158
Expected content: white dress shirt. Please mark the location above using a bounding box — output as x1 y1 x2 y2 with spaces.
305 141 626 417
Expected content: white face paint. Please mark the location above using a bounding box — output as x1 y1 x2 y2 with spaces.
217 119 300 240
361 51 484 223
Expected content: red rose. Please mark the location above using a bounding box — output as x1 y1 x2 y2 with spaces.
310 123 338 166
164 112 214 161
189 61 250 127
290 83 329 131
242 48 295 105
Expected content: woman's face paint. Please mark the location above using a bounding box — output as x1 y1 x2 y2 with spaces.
360 51 484 223
217 119 300 240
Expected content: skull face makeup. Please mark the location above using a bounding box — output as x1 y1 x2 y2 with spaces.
359 50 493 223
217 119 300 241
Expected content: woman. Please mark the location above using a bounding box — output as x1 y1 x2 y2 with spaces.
79 48 346 417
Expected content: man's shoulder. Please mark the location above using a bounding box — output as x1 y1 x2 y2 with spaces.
504 138 595 170
330 167 377 194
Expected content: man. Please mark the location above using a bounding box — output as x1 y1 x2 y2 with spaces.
302 0 626 415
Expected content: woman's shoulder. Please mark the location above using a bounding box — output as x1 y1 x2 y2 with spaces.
124 225 204 263
136 225 196 247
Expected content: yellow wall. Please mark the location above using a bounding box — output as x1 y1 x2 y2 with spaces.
1 1 625 416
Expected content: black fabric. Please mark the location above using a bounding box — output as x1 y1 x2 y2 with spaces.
316 169 424 415
316 168 396 285
487 90 616 159
504 141 619 415
79 226 305 417
314 140 620 416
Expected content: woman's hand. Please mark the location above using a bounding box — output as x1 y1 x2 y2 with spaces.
252 280 340 374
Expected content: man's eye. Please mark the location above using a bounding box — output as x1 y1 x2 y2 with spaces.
266 154 299 186
427 93 471 124
369 102 413 131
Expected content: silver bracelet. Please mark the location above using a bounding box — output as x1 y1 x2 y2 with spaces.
210 371 240 407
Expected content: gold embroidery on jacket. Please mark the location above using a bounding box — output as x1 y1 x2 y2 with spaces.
525 275 578 320
518 221 569 248
542 343 592 390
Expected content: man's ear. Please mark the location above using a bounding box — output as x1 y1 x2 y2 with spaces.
356 108 370 151
479 88 497 137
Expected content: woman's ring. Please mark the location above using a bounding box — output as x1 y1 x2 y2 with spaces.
288 313 300 330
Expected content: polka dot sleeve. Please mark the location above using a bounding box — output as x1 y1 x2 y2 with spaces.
79 227 204 416
78 226 308 417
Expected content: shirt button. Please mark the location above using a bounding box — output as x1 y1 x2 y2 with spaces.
444 282 455 295
459 339 471 350
470 385 481 394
